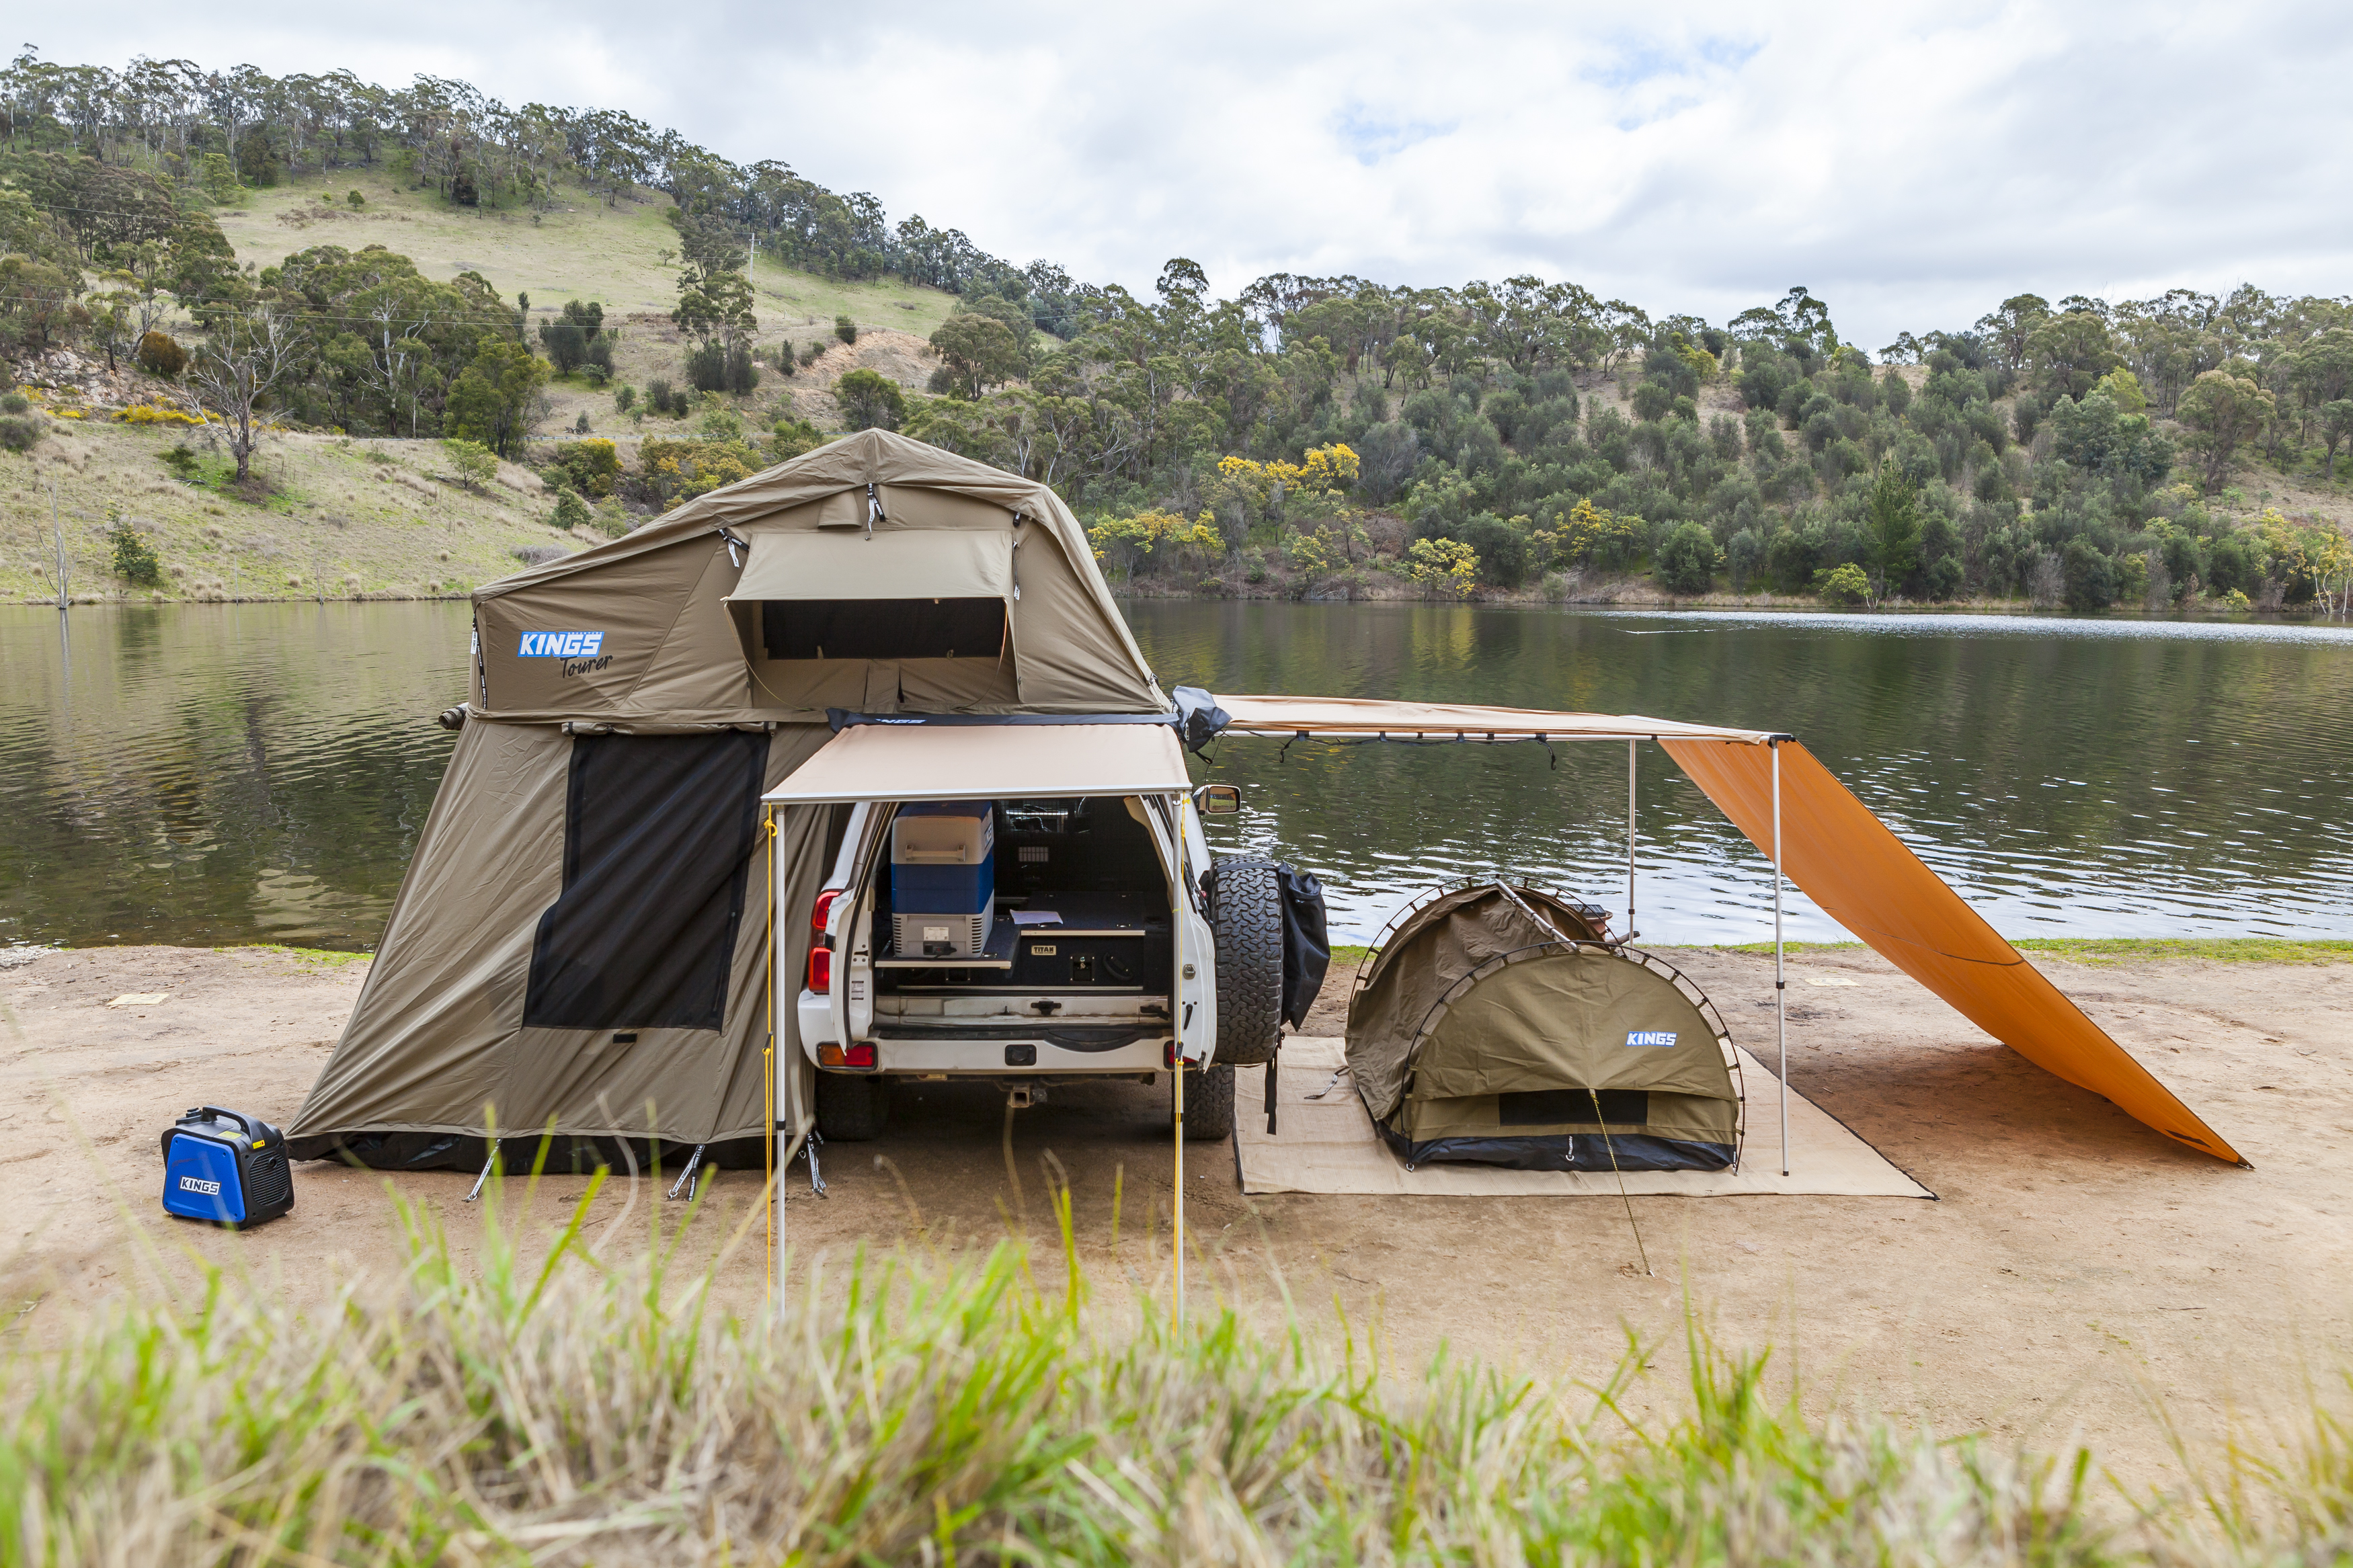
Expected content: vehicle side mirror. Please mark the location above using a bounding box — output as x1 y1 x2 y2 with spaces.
1193 783 1242 815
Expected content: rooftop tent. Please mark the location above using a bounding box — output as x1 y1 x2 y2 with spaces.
289 431 1167 1169
1201 694 2245 1167
467 429 1162 727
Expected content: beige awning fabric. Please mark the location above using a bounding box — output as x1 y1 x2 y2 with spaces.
1211 694 1782 745
723 527 1011 606
764 722 1193 804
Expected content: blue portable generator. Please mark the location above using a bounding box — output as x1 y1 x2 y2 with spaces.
161 1107 294 1227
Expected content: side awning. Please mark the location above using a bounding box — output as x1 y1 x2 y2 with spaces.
763 720 1193 805
1209 694 1783 744
1193 692 2241 1165
1665 737 2243 1165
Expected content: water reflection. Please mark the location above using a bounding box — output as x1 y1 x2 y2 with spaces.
0 602 468 948
2 601 2348 950
1127 602 2353 944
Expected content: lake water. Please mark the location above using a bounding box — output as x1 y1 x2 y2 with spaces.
3 600 2350 951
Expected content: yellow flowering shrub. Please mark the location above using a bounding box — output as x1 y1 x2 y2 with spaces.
1540 497 1641 569
641 439 759 505
1205 442 1361 534
1406 538 1478 598
116 403 201 427
1088 509 1224 578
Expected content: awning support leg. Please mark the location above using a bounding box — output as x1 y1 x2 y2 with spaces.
1626 739 1638 942
1773 741 1788 1177
1170 790 1187 1324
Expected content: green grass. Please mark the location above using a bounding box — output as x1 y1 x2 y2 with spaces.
3 1175 2346 1563
1715 938 2352 966
226 944 373 968
2008 937 2353 966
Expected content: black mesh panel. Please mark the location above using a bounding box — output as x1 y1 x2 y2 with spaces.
1499 1087 1650 1126
761 597 1005 660
524 731 769 1030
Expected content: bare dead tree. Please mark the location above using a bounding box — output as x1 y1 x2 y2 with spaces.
181 305 302 483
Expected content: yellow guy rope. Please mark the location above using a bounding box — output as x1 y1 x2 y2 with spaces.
763 809 778 1309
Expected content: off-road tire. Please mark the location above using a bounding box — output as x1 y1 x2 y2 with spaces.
1205 856 1284 1065
815 1071 891 1141
1183 1062 1236 1142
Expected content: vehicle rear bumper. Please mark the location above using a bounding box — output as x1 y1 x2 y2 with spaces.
869 1036 1168 1075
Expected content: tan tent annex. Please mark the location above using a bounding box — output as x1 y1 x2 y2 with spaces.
1195 695 2243 1167
289 431 1166 1170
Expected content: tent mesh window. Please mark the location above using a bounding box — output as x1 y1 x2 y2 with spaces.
761 598 1006 661
524 731 770 1030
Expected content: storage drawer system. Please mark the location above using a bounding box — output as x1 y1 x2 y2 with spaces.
876 893 1171 995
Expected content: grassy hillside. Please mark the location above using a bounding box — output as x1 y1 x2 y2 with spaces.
1 415 580 605
0 171 979 606
218 167 957 341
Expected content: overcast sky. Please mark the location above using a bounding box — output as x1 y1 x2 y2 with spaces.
26 1 2353 347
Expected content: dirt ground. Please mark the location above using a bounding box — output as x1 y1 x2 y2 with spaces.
4 942 2348 1490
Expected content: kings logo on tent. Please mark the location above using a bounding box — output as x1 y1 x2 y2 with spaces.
1625 1030 1678 1048
518 630 604 659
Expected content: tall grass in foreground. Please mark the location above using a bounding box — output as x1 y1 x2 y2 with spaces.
0 1178 2344 1567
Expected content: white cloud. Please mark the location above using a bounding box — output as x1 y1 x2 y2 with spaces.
25 0 2353 346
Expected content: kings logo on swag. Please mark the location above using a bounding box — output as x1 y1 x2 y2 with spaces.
1625 1030 1679 1048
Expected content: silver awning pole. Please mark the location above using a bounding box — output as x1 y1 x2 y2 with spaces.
1169 792 1186 1322
1773 742 1788 1176
1625 739 1638 941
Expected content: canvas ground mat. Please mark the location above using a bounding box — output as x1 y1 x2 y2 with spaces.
1234 1038 1933 1199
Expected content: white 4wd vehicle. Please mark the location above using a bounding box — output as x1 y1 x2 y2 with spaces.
795 787 1290 1143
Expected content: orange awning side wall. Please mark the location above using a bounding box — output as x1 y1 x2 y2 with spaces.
1661 738 2242 1165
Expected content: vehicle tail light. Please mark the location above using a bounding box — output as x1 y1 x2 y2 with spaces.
807 946 832 994
1164 1038 1179 1069
844 1042 875 1069
811 888 839 934
817 1042 876 1069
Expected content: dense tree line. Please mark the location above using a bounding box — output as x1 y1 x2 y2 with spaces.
1 50 2346 610
906 274 2352 612
0 50 1068 307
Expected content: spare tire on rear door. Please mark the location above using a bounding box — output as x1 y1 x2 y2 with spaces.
1203 856 1284 1065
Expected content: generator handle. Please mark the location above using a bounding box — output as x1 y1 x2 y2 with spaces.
184 1106 268 1143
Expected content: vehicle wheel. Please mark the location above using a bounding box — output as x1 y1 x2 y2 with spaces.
1183 1062 1236 1142
1205 856 1283 1065
815 1072 891 1141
